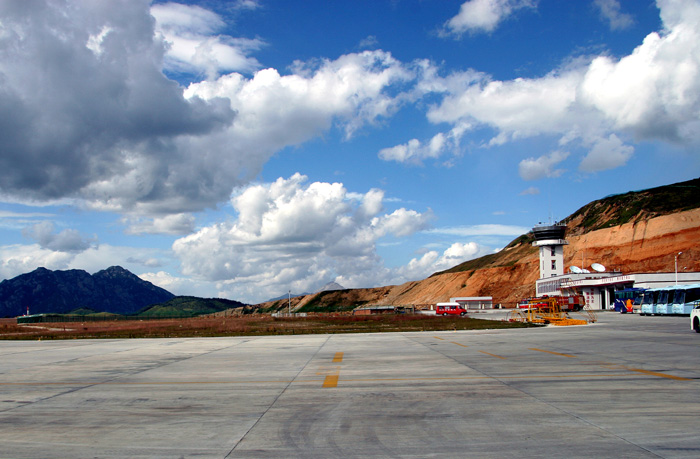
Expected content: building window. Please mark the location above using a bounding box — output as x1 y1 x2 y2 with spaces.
550 247 556 256
551 260 556 270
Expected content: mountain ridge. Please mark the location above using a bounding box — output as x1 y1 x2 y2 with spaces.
0 266 175 317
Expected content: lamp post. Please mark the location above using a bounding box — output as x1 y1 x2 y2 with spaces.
288 290 291 316
675 252 682 285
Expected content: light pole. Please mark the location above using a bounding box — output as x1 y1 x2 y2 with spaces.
288 290 291 316
675 252 682 285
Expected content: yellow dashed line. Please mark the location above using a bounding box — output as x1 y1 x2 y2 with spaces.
449 341 468 347
332 352 344 363
626 367 692 381
434 336 445 340
322 374 339 388
479 350 506 359
529 347 576 358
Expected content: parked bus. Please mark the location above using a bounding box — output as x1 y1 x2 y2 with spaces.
671 284 700 315
654 287 676 315
640 289 660 316
613 288 645 313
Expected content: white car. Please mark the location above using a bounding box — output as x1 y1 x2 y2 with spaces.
692 304 700 333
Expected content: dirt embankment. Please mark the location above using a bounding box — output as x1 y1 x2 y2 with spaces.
256 208 700 311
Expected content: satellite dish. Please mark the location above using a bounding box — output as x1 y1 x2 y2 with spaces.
570 266 583 274
591 263 606 273
581 268 590 273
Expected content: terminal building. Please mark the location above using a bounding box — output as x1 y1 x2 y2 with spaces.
532 223 700 310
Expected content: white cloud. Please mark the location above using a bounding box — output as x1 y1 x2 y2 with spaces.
578 134 634 172
580 1 700 144
426 0 700 174
172 174 435 302
22 221 96 253
429 224 530 237
594 0 634 31
139 270 217 298
378 126 468 165
0 2 414 229
123 213 196 235
0 244 75 279
443 0 537 35
151 2 264 78
518 150 569 181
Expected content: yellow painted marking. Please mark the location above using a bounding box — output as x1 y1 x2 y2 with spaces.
433 336 445 340
449 341 468 348
333 352 344 363
316 365 341 375
626 367 692 381
7 370 688 387
479 350 506 359
529 347 576 358
322 374 339 388
333 373 643 382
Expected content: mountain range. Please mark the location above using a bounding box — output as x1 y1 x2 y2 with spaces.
0 266 174 318
256 177 700 312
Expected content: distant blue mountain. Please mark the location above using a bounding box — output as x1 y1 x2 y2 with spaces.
0 266 174 317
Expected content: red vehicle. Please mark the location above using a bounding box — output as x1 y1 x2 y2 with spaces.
436 303 467 316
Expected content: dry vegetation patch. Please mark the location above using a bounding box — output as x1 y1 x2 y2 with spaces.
0 315 535 340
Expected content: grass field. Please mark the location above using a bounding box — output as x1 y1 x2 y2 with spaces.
0 314 536 340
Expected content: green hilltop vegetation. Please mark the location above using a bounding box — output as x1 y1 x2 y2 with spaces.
137 296 247 318
436 177 700 276
565 177 700 232
21 296 249 323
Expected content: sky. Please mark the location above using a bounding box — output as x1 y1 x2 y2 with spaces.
0 0 699 304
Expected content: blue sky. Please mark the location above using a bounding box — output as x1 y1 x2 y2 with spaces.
0 0 699 303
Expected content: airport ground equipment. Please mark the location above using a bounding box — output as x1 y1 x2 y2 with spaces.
508 295 596 326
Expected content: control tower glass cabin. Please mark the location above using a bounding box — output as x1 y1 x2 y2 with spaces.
532 224 568 278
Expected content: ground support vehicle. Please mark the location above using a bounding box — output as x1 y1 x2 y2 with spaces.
509 296 595 326
691 305 700 333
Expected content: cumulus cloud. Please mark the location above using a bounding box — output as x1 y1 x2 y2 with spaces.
518 150 569 181
426 0 700 173
0 244 75 279
579 134 634 172
172 174 435 302
443 0 537 35
0 0 234 210
123 213 196 235
378 125 469 165
139 270 217 297
22 222 96 253
594 0 634 31
0 1 414 227
151 2 264 79
397 242 485 278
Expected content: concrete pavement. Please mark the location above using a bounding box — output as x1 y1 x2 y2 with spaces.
0 313 698 458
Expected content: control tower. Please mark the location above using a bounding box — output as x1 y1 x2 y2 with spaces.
532 223 568 278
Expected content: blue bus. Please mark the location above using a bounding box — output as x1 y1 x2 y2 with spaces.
640 288 660 316
671 284 700 315
613 288 645 313
654 287 676 315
